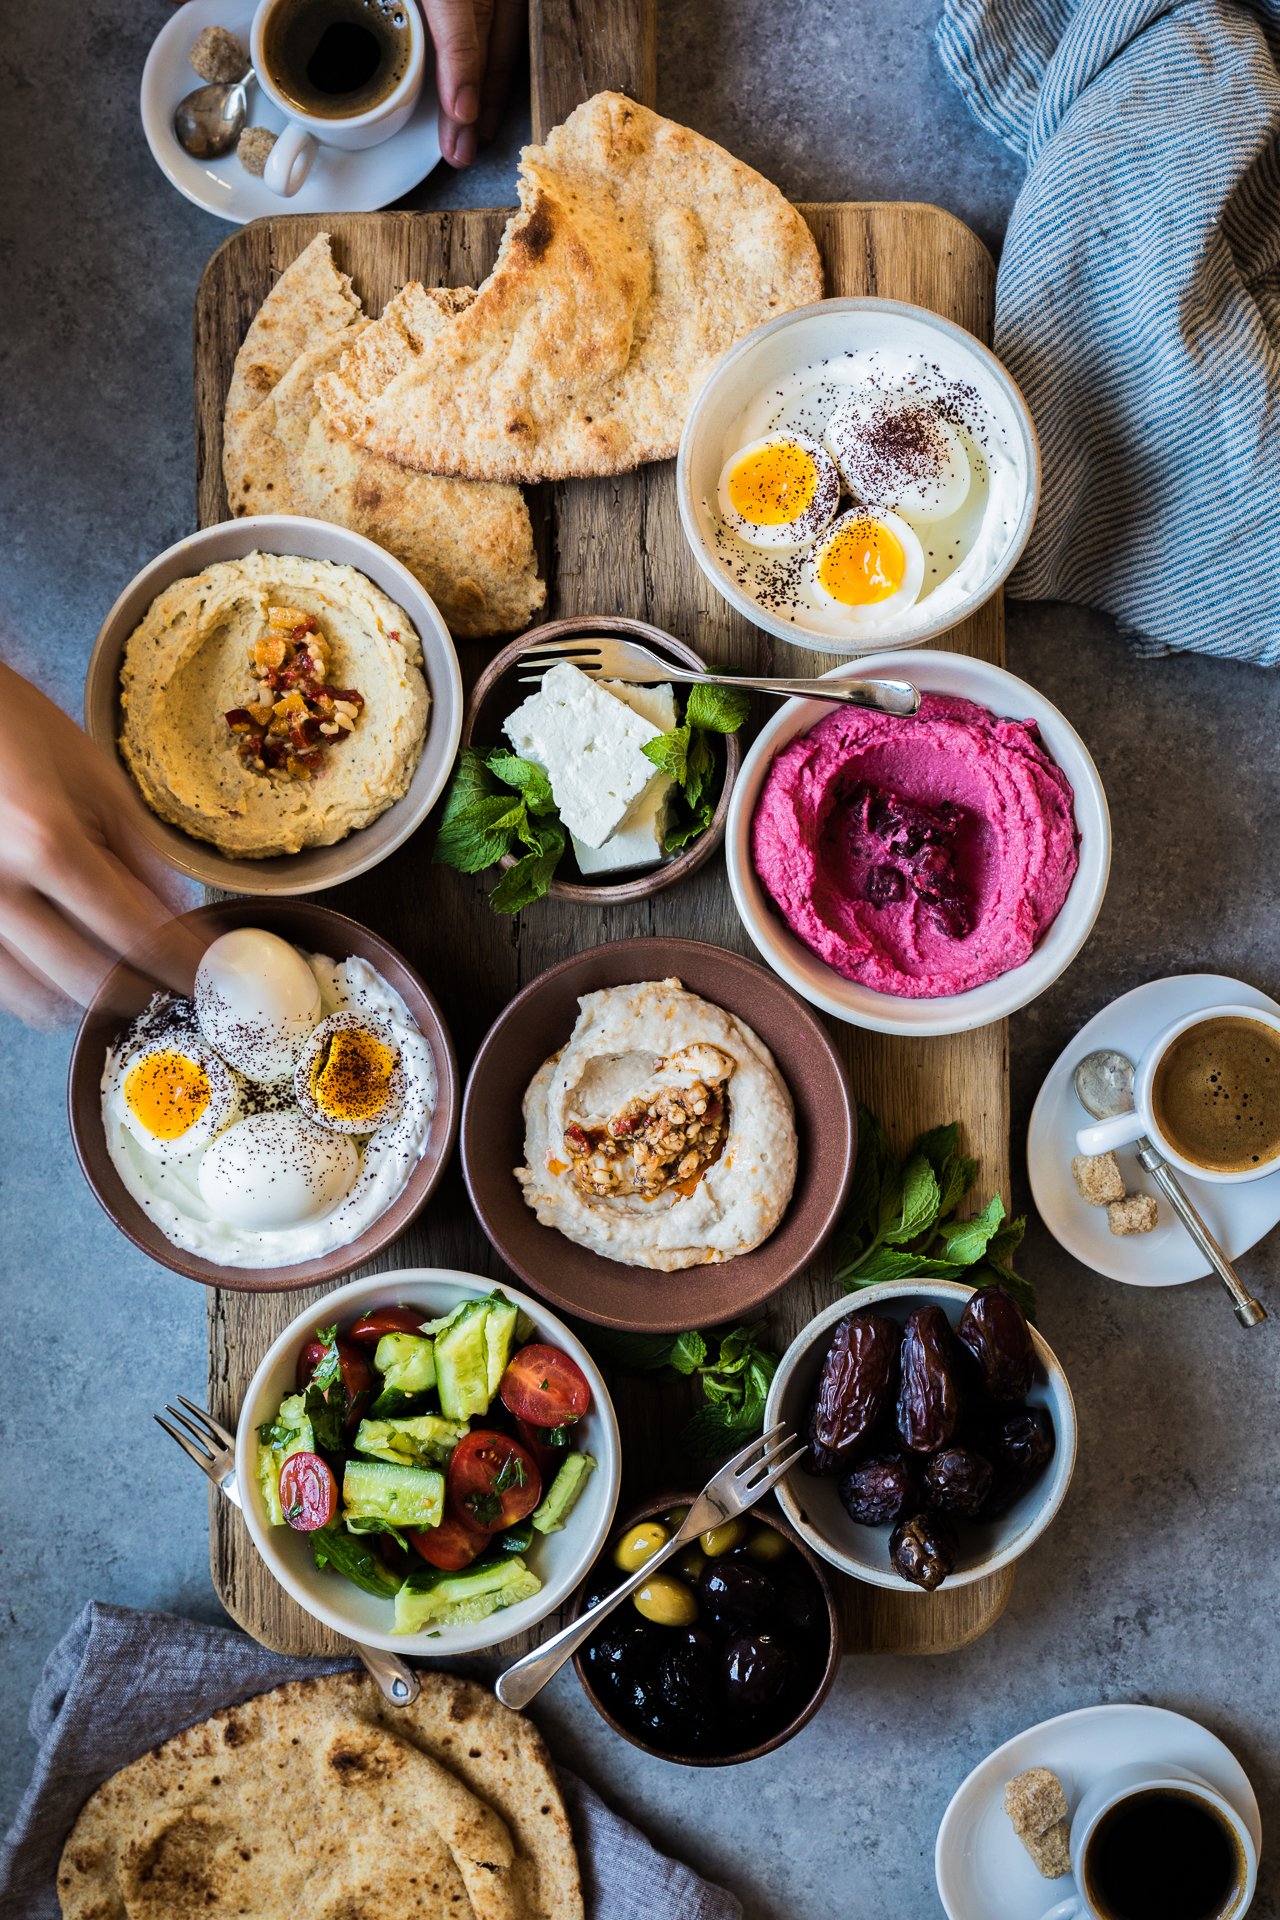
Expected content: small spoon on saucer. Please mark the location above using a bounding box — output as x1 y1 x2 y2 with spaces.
174 69 255 160
1074 1048 1267 1328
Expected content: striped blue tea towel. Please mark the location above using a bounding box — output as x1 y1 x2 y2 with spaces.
938 0 1280 664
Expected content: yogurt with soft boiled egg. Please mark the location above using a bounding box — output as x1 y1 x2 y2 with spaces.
707 343 1028 644
101 936 435 1268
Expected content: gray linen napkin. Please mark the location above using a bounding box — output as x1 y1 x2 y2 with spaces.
0 1602 743 1920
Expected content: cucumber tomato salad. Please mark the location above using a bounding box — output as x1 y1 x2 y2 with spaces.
255 1291 597 1634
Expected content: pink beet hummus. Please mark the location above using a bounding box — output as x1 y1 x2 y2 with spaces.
751 694 1080 999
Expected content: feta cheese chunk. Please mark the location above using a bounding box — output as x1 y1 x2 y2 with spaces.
503 662 666 848
572 679 677 874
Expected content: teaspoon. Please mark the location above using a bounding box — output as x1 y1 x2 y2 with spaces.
174 70 255 161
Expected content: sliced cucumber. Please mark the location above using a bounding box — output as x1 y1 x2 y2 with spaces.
435 1303 492 1421
393 1556 542 1634
483 1297 520 1398
353 1415 467 1469
531 1452 596 1534
342 1458 444 1531
256 1393 315 1527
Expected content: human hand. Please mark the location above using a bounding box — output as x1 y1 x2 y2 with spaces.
422 0 525 167
0 663 197 1027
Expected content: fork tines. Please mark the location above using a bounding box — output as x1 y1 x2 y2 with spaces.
154 1396 234 1475
725 1422 808 1492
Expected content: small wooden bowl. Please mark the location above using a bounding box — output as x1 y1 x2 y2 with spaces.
67 900 458 1292
460 936 855 1332
461 615 741 904
570 1489 842 1767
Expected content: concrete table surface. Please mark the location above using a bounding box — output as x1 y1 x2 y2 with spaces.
2 5 1277 1916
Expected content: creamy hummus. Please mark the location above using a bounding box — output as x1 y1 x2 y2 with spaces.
518 977 798 1270
752 695 1079 998
119 552 429 858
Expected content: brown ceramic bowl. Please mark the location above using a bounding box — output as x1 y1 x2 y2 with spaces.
570 1489 842 1766
67 900 458 1291
460 937 855 1331
461 615 741 904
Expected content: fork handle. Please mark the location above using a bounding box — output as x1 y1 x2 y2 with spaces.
494 1507 709 1711
353 1640 420 1707
657 669 920 714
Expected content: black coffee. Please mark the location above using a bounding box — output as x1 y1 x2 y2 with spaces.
262 0 411 118
1151 1015 1280 1173
1084 1789 1243 1920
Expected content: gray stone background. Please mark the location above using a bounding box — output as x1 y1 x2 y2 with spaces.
2 4 1277 1915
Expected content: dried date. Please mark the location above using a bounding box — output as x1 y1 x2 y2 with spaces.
839 1451 918 1527
957 1285 1036 1405
894 1306 960 1454
982 1407 1055 1517
890 1510 958 1591
922 1446 993 1518
807 1311 900 1473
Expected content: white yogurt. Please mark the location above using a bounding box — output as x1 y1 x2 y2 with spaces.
101 952 435 1267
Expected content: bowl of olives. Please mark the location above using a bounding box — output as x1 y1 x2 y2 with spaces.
766 1280 1077 1593
571 1493 841 1765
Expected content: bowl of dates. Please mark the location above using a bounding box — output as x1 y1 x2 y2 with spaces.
765 1280 1076 1592
571 1491 840 1765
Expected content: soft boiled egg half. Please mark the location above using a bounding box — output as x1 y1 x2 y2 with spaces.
806 508 925 622
824 396 971 523
195 928 323 1084
116 1032 240 1160
294 1012 404 1136
197 1110 359 1231
717 434 842 549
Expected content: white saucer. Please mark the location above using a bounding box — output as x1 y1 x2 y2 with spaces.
1027 972 1280 1285
141 0 441 224
935 1703 1262 1920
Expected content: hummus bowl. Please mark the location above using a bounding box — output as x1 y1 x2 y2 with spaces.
725 650 1110 1036
68 900 458 1291
765 1281 1077 1593
236 1269 621 1656
84 515 463 895
677 297 1039 655
461 938 856 1332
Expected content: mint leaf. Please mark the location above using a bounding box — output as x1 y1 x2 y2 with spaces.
684 728 717 815
642 723 690 786
669 1330 708 1374
489 816 565 914
937 1152 979 1223
662 799 715 853
685 682 750 734
484 749 556 815
843 1246 968 1289
881 1152 941 1245
912 1122 960 1180
937 1194 1006 1266
433 751 530 874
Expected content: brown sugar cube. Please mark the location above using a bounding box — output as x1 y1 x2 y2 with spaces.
1004 1767 1071 1880
1107 1193 1159 1236
237 127 278 177
1024 1821 1072 1879
1071 1151 1126 1206
189 25 246 84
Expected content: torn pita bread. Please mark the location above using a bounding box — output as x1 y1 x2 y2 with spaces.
224 235 545 639
317 93 824 482
57 1671 582 1920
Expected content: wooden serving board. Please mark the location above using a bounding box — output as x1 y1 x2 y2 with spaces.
197 6 1010 1661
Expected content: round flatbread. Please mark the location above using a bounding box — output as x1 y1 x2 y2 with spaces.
56 1671 582 1920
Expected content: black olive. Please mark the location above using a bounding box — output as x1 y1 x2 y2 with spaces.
697 1557 776 1632
656 1631 717 1746
582 1617 657 1704
774 1568 823 1637
722 1632 790 1709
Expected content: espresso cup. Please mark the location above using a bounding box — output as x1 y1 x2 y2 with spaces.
250 0 425 198
1038 1763 1256 1920
1075 1001 1280 1185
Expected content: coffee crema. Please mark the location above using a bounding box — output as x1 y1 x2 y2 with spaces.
262 0 411 118
1151 1015 1280 1174
1083 1787 1246 1920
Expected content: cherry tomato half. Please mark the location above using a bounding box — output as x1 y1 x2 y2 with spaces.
347 1305 423 1346
278 1452 338 1532
447 1431 542 1531
499 1344 592 1429
409 1514 491 1571
296 1336 372 1429
513 1417 567 1479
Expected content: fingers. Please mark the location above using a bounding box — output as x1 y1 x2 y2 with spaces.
49 827 203 999
479 0 523 143
0 938 74 1031
424 0 483 165
0 886 119 1010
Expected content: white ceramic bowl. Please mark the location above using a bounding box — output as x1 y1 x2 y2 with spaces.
677 298 1039 654
725 649 1111 1036
765 1280 1077 1592
236 1268 621 1654
84 515 463 895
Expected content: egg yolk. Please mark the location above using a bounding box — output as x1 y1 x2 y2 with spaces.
726 441 818 526
125 1050 211 1140
310 1028 396 1128
816 518 907 606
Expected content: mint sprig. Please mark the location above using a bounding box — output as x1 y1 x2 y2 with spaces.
583 1322 778 1459
433 747 566 913
643 681 749 853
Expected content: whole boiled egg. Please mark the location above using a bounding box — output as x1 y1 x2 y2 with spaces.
294 1012 404 1135
716 434 841 549
824 396 970 523
806 508 925 621
195 928 322 1084
115 1031 239 1160
197 1110 359 1230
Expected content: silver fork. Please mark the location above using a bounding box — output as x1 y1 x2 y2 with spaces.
494 1423 807 1710
156 1396 420 1709
517 633 921 716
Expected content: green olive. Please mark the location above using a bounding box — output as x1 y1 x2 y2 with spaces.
664 1505 691 1528
673 1544 707 1582
612 1521 668 1573
633 1574 698 1628
743 1524 791 1565
700 1518 748 1557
